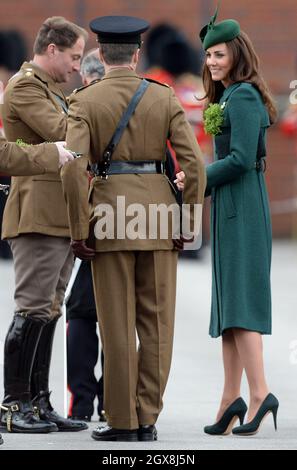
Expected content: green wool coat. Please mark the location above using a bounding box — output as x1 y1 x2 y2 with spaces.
206 82 272 338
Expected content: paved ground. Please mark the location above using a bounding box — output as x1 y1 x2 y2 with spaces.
0 240 297 450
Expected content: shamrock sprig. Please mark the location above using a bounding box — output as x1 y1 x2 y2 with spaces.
16 138 31 147
203 102 225 136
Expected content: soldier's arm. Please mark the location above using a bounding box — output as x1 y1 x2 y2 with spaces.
0 135 59 175
61 98 91 241
9 79 67 141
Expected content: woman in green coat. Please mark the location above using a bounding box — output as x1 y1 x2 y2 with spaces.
200 12 279 435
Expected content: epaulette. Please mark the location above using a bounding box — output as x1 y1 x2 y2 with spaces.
143 78 170 88
73 79 101 94
22 67 34 78
10 67 37 82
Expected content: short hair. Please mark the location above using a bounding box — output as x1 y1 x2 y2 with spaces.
99 43 138 65
33 16 88 55
80 50 105 81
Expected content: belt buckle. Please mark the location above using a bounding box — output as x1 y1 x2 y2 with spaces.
0 184 10 196
255 158 266 173
100 172 108 180
100 160 110 180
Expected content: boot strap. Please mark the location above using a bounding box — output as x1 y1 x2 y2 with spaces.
0 403 20 432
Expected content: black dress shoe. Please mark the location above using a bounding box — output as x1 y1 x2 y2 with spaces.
68 415 91 422
33 392 88 432
138 425 157 441
91 425 138 441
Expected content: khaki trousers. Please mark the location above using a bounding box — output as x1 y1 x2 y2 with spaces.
9 234 74 323
91 250 178 430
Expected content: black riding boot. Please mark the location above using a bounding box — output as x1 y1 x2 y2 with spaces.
31 317 87 432
0 314 57 433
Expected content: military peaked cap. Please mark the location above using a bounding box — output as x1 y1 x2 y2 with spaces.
89 16 150 45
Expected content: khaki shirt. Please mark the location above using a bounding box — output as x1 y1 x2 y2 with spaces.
62 69 206 250
1 61 69 239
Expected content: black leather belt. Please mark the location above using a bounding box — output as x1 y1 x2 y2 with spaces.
90 160 165 177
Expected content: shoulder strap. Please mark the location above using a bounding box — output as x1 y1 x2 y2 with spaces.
100 79 150 179
51 93 69 115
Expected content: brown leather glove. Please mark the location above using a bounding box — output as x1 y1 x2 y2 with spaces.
71 240 96 260
173 235 195 252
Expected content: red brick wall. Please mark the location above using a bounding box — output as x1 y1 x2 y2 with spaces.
1 0 297 237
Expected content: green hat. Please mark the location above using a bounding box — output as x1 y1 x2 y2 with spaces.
199 5 240 50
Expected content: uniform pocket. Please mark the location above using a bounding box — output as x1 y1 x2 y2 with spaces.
33 179 68 228
222 184 237 218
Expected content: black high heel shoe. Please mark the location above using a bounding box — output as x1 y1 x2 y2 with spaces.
232 393 279 436
204 397 247 435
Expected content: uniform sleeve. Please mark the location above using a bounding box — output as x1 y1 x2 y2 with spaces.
61 96 91 241
168 89 206 236
0 136 59 175
9 79 67 141
206 87 262 190
65 98 91 155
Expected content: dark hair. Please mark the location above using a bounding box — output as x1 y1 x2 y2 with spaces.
33 16 88 55
202 31 277 123
99 43 138 65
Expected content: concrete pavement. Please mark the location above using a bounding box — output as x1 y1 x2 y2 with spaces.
0 240 297 450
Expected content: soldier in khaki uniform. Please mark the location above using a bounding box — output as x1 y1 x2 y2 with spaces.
0 137 73 446
0 17 89 434
62 16 206 442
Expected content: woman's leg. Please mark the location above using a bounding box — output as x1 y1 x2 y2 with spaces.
233 328 269 421
216 329 244 421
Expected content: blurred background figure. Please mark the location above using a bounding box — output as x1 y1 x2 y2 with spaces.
79 48 104 86
67 49 106 423
67 261 105 422
144 23 211 160
280 103 297 154
143 23 180 86
0 30 27 260
143 23 211 258
280 52 297 151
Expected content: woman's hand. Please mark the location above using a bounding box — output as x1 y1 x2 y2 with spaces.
174 171 185 191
